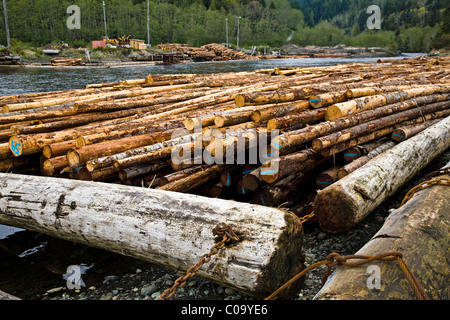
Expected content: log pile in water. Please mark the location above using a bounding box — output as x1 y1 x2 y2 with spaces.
50 57 85 66
1 55 449 297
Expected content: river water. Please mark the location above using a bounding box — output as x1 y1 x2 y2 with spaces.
0 54 426 299
0 54 425 97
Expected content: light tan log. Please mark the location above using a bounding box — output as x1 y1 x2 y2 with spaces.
314 116 450 234
315 163 449 300
0 173 305 298
325 85 448 121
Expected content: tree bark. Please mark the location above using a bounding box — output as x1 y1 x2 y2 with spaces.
314 162 449 300
0 172 305 298
314 116 450 234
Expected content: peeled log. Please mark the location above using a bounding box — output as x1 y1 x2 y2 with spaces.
314 116 450 234
0 173 305 298
315 163 449 300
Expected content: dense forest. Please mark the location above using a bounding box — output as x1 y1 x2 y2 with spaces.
0 0 449 52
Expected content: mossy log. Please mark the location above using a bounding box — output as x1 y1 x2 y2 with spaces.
0 172 305 298
314 162 449 300
314 116 450 234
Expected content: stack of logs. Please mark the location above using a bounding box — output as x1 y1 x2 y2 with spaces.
1 56 449 229
156 43 256 61
50 58 85 66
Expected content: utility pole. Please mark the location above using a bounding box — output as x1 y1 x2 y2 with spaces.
225 18 228 48
2 0 11 48
103 1 108 45
237 16 241 50
147 0 151 47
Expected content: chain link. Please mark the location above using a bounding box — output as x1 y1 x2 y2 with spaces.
156 223 238 300
400 177 449 206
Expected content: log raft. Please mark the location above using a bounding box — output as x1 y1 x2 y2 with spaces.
0 56 449 298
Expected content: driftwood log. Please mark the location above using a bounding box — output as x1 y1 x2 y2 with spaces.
314 116 450 234
314 161 449 300
0 173 305 298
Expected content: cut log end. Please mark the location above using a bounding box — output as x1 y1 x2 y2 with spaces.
314 186 358 233
8 136 23 157
325 105 344 122
234 94 246 108
309 96 323 109
42 145 52 159
184 118 201 131
75 136 86 148
214 115 226 128
66 149 81 168
251 111 262 123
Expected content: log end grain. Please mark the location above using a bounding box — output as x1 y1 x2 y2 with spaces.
42 145 53 159
214 115 226 128
314 185 358 234
391 129 407 142
251 111 262 123
324 104 344 122
66 149 81 168
234 94 246 108
309 96 323 109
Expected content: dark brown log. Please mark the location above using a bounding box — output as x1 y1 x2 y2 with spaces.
316 166 343 189
337 140 397 179
342 139 389 162
274 94 449 152
67 131 178 168
391 119 441 142
156 164 231 193
312 101 450 151
267 108 326 130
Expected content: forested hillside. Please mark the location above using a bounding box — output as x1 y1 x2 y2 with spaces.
0 0 448 52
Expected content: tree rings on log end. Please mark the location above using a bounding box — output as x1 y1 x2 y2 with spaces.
324 105 344 122
234 94 246 108
251 111 262 123
314 186 358 234
66 149 81 168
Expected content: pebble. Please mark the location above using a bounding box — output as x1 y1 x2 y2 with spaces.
103 275 119 284
46 287 63 294
141 284 158 296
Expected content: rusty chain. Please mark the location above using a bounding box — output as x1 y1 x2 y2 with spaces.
156 223 239 300
400 177 449 207
265 251 429 300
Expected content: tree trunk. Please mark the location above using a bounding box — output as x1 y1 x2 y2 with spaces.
312 101 449 151
314 162 449 300
391 119 441 142
338 140 397 179
274 94 449 151
314 116 450 234
325 85 448 121
0 172 305 298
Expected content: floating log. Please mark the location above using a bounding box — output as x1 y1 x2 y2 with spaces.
315 162 450 300
314 116 450 234
0 173 305 298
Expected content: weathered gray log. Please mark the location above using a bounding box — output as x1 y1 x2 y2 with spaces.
314 116 450 234
0 173 305 298
314 162 449 300
0 290 21 300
